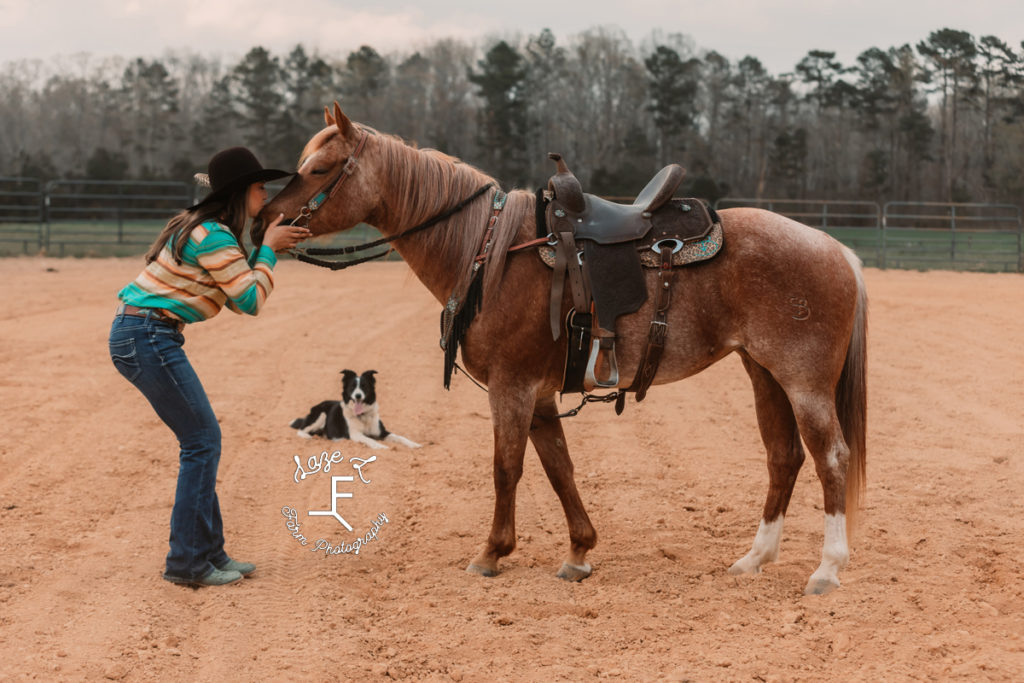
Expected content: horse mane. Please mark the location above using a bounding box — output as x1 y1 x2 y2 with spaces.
369 129 534 305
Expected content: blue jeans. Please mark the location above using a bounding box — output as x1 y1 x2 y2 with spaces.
109 311 230 581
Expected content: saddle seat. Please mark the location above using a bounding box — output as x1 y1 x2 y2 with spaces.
547 156 685 244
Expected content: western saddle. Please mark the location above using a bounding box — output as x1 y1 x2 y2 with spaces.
542 153 722 408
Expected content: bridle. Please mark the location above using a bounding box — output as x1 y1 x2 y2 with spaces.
288 128 370 230
283 127 497 271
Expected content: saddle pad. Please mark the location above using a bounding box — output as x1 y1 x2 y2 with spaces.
638 221 723 267
537 221 724 269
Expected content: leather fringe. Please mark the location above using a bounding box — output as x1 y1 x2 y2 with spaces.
442 267 485 389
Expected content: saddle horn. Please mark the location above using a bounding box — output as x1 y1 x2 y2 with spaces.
548 152 572 176
547 153 585 214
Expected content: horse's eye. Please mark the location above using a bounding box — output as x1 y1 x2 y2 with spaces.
311 168 328 176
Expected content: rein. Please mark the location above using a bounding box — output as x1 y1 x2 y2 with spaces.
450 362 620 419
283 131 543 271
288 182 495 270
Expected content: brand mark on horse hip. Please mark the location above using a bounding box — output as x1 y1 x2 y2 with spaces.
789 297 811 321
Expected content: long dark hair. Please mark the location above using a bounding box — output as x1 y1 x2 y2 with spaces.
145 188 250 264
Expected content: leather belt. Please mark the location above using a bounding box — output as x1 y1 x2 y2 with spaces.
117 303 185 331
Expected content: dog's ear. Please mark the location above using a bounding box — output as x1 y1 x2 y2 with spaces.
363 370 378 378
340 369 357 381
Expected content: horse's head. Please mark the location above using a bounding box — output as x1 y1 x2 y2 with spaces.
253 102 382 246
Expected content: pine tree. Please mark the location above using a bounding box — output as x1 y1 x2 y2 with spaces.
276 45 337 166
975 36 1019 192
343 45 391 123
701 51 733 176
918 29 978 200
768 128 808 198
121 58 180 177
233 47 285 156
731 56 771 196
523 28 570 183
645 45 701 165
193 75 239 158
468 40 530 186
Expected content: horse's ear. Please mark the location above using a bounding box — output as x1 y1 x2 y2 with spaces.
324 106 335 126
332 101 354 136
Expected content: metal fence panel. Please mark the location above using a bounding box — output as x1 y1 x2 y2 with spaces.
883 202 1023 272
0 177 44 253
715 198 884 267
2 179 1022 271
43 179 192 256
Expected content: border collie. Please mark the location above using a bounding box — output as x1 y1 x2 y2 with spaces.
289 369 421 450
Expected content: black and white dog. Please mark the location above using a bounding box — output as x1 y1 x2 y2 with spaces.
289 369 420 450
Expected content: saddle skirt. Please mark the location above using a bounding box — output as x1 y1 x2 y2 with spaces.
537 220 722 269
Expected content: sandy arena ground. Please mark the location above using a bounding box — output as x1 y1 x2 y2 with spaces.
0 256 1021 681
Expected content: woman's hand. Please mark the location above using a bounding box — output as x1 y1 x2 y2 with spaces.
261 213 312 252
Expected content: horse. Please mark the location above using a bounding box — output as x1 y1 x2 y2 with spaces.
256 103 867 595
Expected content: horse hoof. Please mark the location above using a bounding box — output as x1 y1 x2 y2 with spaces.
466 563 498 578
556 561 592 582
804 577 840 595
727 557 763 576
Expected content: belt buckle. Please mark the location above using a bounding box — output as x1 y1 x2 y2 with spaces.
152 310 182 330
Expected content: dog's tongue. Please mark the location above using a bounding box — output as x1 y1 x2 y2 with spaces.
353 400 365 416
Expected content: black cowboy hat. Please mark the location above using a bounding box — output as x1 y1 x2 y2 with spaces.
190 146 292 208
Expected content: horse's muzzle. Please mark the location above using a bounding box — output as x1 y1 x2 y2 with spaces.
249 215 266 246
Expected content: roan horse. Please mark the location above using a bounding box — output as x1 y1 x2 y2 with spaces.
257 103 867 595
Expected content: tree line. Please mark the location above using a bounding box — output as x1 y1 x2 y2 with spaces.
1 26 1022 205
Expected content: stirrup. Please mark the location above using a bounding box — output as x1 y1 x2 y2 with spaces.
584 338 619 389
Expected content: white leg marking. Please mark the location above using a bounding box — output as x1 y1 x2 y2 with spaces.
805 513 849 595
728 517 784 575
385 433 421 449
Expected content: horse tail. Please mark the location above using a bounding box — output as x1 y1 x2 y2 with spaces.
837 247 867 538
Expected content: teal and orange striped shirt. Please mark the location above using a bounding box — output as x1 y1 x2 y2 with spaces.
118 221 277 323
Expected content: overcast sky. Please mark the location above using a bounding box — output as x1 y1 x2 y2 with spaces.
1 0 1021 74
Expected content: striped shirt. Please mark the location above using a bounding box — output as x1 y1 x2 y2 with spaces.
118 221 277 323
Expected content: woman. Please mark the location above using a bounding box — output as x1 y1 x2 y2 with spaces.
109 147 311 586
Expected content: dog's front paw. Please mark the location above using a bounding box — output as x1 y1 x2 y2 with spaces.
296 430 312 439
385 434 421 449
